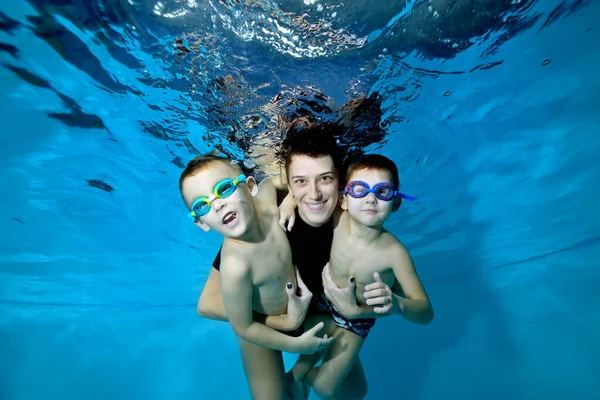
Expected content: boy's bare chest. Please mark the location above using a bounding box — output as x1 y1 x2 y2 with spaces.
245 213 294 286
330 234 391 282
247 221 294 314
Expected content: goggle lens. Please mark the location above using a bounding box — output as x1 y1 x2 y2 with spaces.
192 199 211 217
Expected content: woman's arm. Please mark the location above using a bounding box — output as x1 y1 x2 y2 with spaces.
197 266 227 321
220 257 331 354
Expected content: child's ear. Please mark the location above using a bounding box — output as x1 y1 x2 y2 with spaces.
340 194 349 210
246 176 259 197
194 219 211 232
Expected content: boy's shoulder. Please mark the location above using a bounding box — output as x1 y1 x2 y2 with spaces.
254 177 280 214
220 243 252 276
379 229 410 258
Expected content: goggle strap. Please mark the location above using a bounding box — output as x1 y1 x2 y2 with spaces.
396 192 417 201
235 174 247 184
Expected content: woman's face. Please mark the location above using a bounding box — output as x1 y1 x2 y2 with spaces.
287 154 339 227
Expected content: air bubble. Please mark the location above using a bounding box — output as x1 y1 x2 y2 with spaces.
153 2 165 15
542 58 551 66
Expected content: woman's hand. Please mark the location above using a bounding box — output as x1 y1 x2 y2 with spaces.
321 263 362 319
284 266 312 330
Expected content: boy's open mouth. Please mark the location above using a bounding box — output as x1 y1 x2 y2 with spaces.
222 212 237 226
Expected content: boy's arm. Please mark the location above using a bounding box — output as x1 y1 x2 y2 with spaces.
261 175 288 191
220 257 327 353
362 244 434 324
277 192 297 231
259 176 298 231
197 259 306 331
257 175 290 208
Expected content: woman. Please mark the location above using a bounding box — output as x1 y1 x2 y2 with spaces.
196 121 395 399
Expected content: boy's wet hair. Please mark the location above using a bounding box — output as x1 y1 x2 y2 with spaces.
345 153 402 211
276 119 344 179
178 151 241 192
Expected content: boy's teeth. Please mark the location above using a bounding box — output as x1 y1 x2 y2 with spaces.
307 202 324 209
223 212 236 224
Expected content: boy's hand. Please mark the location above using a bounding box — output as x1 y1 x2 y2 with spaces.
285 267 313 330
278 194 297 231
295 322 333 354
364 272 396 314
322 263 361 319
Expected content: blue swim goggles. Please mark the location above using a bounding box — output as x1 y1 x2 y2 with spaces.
188 174 247 220
343 180 417 201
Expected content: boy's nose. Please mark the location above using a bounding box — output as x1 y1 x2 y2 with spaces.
365 193 377 203
212 198 226 212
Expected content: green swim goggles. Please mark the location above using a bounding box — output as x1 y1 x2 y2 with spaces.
188 174 247 221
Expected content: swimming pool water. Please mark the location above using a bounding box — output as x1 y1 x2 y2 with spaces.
1 0 599 399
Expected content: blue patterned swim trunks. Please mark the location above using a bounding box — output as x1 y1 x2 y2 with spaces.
315 294 376 340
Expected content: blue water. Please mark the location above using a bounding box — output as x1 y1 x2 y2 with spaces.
1 0 600 399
